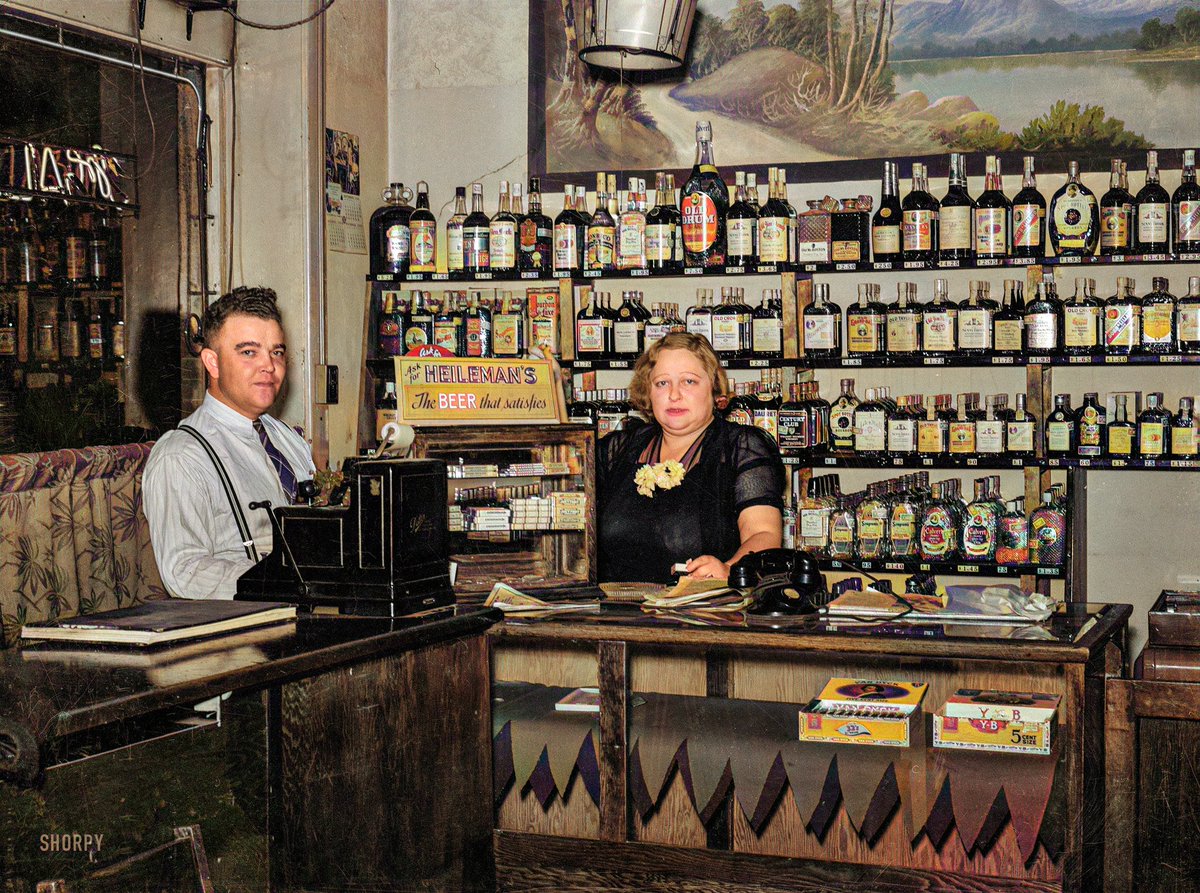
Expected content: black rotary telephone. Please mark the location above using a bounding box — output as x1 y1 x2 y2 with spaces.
728 549 830 616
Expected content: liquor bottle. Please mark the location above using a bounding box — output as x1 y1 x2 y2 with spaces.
802 282 841 358
462 183 491 275
109 296 127 361
1011 156 1045 260
576 185 592 227
586 173 617 273
1135 150 1171 254
723 382 753 427
974 155 1010 260
38 206 63 286
681 121 728 268
917 395 951 455
519 177 553 276
872 160 902 263
489 181 518 276
408 181 438 274
1104 276 1141 355
1063 277 1102 356
575 290 606 356
976 396 1005 456
1029 489 1067 566
846 283 885 359
887 395 918 457
939 153 975 263
0 300 15 360
433 294 463 355
463 290 492 357
962 478 1000 560
1107 393 1137 458
15 206 38 285
829 378 860 452
1177 275 1200 353
1045 394 1077 456
901 162 938 264
1006 393 1036 459
405 291 434 350
446 186 468 275
369 182 414 276
853 387 887 458
778 383 809 453
919 481 960 561
1100 158 1134 256
885 282 921 359
752 289 782 358
827 493 857 561
756 168 790 268
63 209 89 284
87 298 106 361
856 484 890 559
1049 161 1099 257
809 381 832 453
1138 392 1171 457
1024 280 1062 357
613 290 645 357
726 171 757 269
888 474 923 557
493 292 525 357
751 375 781 442
1171 397 1198 457
957 279 996 357
377 292 404 356
1175 150 1200 254
948 394 977 457
708 288 738 358
1076 392 1106 457
568 390 600 426
644 303 668 347
617 177 647 271
59 296 83 361
686 289 713 344
376 381 399 443
922 278 958 357
993 279 1025 357
553 185 581 275
0 208 14 286
1139 276 1176 354
646 172 681 273
996 499 1029 565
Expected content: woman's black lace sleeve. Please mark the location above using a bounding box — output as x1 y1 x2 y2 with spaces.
729 425 786 514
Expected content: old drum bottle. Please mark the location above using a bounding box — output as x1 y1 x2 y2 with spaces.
681 120 728 269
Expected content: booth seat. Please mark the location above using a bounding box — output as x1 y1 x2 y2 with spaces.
0 443 165 646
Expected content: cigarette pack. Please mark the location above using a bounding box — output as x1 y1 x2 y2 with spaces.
941 689 1060 724
798 701 916 747
933 714 1053 756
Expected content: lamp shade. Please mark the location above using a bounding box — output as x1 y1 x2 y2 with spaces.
578 0 698 71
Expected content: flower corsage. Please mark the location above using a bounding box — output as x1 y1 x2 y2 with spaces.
634 460 685 498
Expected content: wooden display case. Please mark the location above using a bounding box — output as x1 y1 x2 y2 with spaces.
410 424 596 598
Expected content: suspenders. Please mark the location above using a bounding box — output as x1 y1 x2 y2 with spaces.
177 424 261 563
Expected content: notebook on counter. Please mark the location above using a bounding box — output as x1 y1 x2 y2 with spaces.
19 599 297 647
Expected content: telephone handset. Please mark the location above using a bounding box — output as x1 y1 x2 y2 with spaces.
728 548 830 615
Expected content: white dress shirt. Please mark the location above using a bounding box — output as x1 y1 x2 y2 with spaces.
143 393 316 599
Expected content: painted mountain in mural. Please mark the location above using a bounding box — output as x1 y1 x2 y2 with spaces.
893 0 1186 49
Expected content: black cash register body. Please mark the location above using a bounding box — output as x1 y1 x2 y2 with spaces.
236 458 455 616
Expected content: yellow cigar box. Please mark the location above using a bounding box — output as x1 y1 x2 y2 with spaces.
798 701 916 748
932 713 1053 755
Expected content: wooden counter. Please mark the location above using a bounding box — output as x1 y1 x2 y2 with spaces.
0 606 499 892
489 601 1130 893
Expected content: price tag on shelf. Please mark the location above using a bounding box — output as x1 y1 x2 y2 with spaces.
725 265 745 274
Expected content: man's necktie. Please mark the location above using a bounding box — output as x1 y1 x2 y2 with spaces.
253 418 297 503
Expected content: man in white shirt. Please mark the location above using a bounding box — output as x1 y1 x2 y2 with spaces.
143 287 316 599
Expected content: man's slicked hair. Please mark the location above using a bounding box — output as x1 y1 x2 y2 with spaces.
202 286 283 348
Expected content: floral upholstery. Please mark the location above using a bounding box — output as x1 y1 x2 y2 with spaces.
0 443 166 646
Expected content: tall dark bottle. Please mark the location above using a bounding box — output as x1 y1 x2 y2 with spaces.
553 185 583 275
901 162 938 264
409 181 438 274
462 182 491 275
756 168 791 268
1139 276 1176 354
519 177 553 276
681 120 728 268
1178 275 1200 353
939 153 975 263
646 171 682 273
1011 156 1045 259
1100 159 1134 256
872 161 902 264
725 170 757 269
1049 161 1098 257
1173 149 1200 254
369 182 414 276
1025 280 1062 357
973 155 1010 261
1136 150 1171 254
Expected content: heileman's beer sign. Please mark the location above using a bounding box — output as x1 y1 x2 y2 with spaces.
393 356 563 425
0 137 138 209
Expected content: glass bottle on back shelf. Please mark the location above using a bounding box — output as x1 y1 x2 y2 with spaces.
1063 276 1102 356
1139 392 1171 458
757 167 790 269
613 291 645 358
409 181 438 274
586 173 616 273
1006 393 1037 460
1076 392 1106 458
853 388 888 459
1049 161 1098 257
1174 150 1200 254
726 171 757 270
575 291 606 357
446 186 468 276
939 153 975 264
948 393 977 457
553 185 582 275
922 278 958 358
962 478 1000 561
802 282 841 359
63 208 89 285
974 155 1010 261
1140 276 1176 354
1171 397 1198 458
993 279 1024 357
829 378 860 452
1104 276 1140 355
1177 275 1200 353
872 160 902 264
489 180 518 276
846 284 885 359
710 288 741 358
1045 394 1077 456
1100 159 1134 256
886 282 921 360
1029 489 1067 567
370 182 414 276
919 481 961 562
646 172 681 273
752 289 783 358
976 395 1006 457
617 177 647 272
902 163 938 264
687 288 713 344
1135 150 1171 255
1107 393 1137 459
887 395 919 458
1025 280 1062 357
681 120 728 269
1011 156 1045 260
856 483 890 560
519 177 553 277
957 279 996 357
462 182 491 275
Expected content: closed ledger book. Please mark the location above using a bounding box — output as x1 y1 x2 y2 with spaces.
19 599 297 647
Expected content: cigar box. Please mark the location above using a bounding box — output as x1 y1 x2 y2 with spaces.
933 713 1053 756
1148 590 1200 647
798 702 917 747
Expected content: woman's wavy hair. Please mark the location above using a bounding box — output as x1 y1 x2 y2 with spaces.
628 332 729 414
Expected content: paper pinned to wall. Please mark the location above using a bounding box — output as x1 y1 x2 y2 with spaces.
325 127 366 254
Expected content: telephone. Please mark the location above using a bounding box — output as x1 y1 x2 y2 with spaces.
728 549 831 616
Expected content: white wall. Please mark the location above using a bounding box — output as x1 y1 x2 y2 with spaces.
385 0 1200 654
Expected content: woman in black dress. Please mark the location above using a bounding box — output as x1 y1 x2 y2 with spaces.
597 332 785 583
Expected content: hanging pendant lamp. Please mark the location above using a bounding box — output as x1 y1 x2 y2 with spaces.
577 0 699 71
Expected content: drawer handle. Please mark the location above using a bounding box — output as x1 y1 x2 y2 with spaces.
0 720 40 788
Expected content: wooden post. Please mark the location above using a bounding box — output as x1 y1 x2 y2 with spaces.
598 639 628 843
1103 678 1135 893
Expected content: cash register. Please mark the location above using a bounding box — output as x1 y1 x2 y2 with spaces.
235 457 455 616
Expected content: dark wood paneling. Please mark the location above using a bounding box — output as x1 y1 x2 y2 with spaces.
597 640 627 843
1136 717 1200 893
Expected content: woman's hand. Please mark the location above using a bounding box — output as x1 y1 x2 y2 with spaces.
685 554 730 581
529 345 569 421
